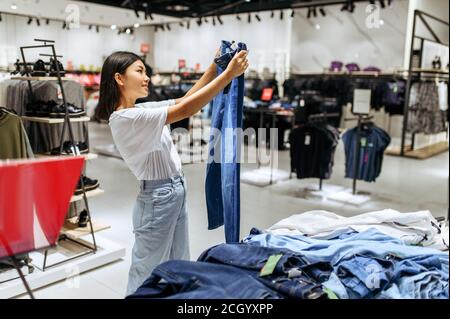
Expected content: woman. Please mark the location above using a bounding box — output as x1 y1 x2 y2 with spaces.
95 50 248 295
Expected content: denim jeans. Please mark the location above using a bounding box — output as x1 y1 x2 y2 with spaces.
245 229 449 299
126 175 190 296
127 260 282 299
205 40 247 243
197 243 326 299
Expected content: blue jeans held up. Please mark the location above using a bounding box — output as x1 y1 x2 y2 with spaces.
126 175 190 296
205 40 247 244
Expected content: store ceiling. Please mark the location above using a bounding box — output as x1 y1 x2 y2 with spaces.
77 0 371 18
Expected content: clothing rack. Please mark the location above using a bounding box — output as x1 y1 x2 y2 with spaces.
401 10 449 157
17 39 98 270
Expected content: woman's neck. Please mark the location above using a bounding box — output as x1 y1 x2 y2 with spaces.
117 95 136 110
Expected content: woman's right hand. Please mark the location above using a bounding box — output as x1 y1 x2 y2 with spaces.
226 50 249 78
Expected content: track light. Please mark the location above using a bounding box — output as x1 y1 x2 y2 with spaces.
160 24 165 31
313 7 317 17
89 24 92 30
212 17 216 26
27 17 33 25
36 18 40 26
291 10 295 18
166 24 171 31
196 18 202 26
255 14 261 22
154 25 158 32
134 9 140 18
270 11 274 18
236 14 241 21
379 0 386 9
187 20 190 29
280 10 284 20
319 8 326 17
204 17 208 23
46 18 50 25
96 25 100 33
62 21 66 29
217 16 223 25
307 8 312 18
179 22 184 27
248 13 251 23
0 13 2 22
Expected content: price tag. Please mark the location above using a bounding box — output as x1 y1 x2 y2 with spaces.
360 137 367 147
260 254 282 277
305 134 311 145
57 84 63 100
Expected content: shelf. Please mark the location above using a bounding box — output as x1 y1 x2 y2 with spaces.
35 153 98 160
70 188 104 203
61 218 111 239
11 76 77 81
21 116 90 124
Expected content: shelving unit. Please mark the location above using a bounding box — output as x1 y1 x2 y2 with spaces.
11 76 76 81
21 116 90 124
36 153 98 160
14 39 103 274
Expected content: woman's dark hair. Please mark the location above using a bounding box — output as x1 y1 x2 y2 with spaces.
95 51 143 121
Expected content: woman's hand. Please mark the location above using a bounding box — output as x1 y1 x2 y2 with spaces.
225 50 249 78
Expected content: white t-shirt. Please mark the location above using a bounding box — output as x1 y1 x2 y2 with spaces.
109 99 182 181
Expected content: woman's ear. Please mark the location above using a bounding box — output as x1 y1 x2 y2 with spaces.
114 73 124 87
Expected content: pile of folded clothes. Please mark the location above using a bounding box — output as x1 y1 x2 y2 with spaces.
127 209 448 299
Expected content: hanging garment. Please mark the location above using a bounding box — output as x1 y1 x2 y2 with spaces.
407 82 447 135
289 123 339 179
342 123 390 183
0 110 33 159
205 40 246 244
4 80 86 153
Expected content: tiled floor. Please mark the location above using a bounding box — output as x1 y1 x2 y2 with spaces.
17 122 449 299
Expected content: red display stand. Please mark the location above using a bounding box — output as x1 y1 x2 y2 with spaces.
0 157 84 298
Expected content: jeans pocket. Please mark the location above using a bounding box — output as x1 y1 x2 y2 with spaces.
152 185 176 206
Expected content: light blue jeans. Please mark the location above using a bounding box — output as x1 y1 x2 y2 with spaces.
126 175 190 296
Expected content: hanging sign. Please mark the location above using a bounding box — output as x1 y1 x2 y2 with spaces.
352 89 371 115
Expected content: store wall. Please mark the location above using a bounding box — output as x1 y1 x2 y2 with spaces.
0 14 155 70
290 0 410 72
152 11 292 74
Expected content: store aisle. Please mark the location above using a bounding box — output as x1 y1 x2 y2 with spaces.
18 122 448 299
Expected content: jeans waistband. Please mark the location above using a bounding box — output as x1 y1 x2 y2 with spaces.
140 173 184 191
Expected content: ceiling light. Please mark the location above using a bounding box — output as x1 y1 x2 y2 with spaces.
111 24 117 30
126 28 131 34
134 23 140 28
380 19 385 25
11 4 18 10
315 24 321 30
